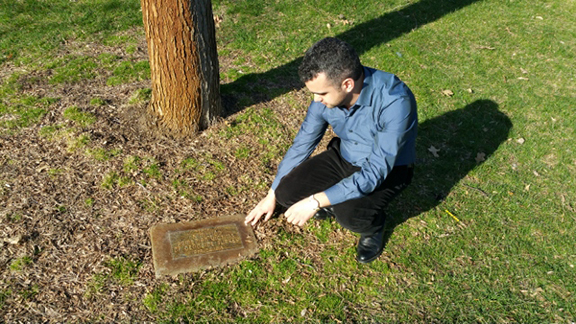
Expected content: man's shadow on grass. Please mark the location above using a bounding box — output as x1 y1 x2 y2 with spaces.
381 99 512 248
221 0 482 116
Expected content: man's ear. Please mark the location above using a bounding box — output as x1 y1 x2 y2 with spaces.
341 78 355 93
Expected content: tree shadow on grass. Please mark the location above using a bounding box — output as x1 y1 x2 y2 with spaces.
221 0 482 116
382 99 512 248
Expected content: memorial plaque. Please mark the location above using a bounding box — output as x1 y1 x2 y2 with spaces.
150 214 259 277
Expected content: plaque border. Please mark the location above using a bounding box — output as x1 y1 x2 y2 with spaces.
150 214 259 277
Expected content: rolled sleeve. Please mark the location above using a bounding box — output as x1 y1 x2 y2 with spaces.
271 102 328 190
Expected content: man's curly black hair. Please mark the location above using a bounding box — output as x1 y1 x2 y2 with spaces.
298 37 363 86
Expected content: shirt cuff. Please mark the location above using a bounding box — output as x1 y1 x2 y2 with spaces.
323 184 347 206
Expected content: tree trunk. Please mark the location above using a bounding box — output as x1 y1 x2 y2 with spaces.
141 0 221 135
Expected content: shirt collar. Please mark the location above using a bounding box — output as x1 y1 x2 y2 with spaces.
350 66 374 109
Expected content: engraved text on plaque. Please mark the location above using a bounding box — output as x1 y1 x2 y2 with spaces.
170 224 244 258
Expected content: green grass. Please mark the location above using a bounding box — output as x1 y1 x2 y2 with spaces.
123 155 142 173
63 106 96 128
142 284 169 314
106 60 150 86
172 179 203 202
142 161 162 179
44 54 151 86
38 124 65 139
47 56 100 84
105 257 141 286
128 88 152 104
1 0 575 321
67 133 91 151
87 147 122 161
10 256 32 271
180 157 199 170
0 0 142 64
6 213 22 222
101 171 119 190
86 257 141 299
85 198 95 207
0 289 11 309
48 168 63 177
218 106 292 171
19 284 39 301
0 89 58 132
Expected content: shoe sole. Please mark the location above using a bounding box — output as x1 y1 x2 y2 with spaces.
356 248 384 264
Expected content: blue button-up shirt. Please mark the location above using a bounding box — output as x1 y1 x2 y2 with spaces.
271 67 418 205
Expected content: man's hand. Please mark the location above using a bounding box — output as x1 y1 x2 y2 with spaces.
245 189 276 226
284 197 317 227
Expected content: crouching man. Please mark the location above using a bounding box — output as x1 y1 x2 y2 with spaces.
245 37 417 263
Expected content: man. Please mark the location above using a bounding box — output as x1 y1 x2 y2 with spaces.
245 37 417 263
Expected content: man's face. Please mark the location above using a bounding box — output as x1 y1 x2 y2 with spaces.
304 72 348 108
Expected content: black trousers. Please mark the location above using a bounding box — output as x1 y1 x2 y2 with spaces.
275 138 413 235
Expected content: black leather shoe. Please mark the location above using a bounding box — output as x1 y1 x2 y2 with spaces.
356 226 386 263
313 207 335 220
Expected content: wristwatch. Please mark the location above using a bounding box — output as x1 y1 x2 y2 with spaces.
308 195 320 211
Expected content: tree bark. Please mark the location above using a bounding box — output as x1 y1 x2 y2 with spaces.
141 0 221 135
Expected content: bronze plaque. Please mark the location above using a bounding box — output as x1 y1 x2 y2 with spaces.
150 214 259 277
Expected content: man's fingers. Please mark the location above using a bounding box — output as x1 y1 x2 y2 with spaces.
246 194 276 226
296 217 305 227
289 216 300 226
285 213 294 224
245 210 261 225
245 210 255 222
264 211 273 222
250 213 262 226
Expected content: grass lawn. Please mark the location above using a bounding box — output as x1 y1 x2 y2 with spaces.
1 0 575 321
